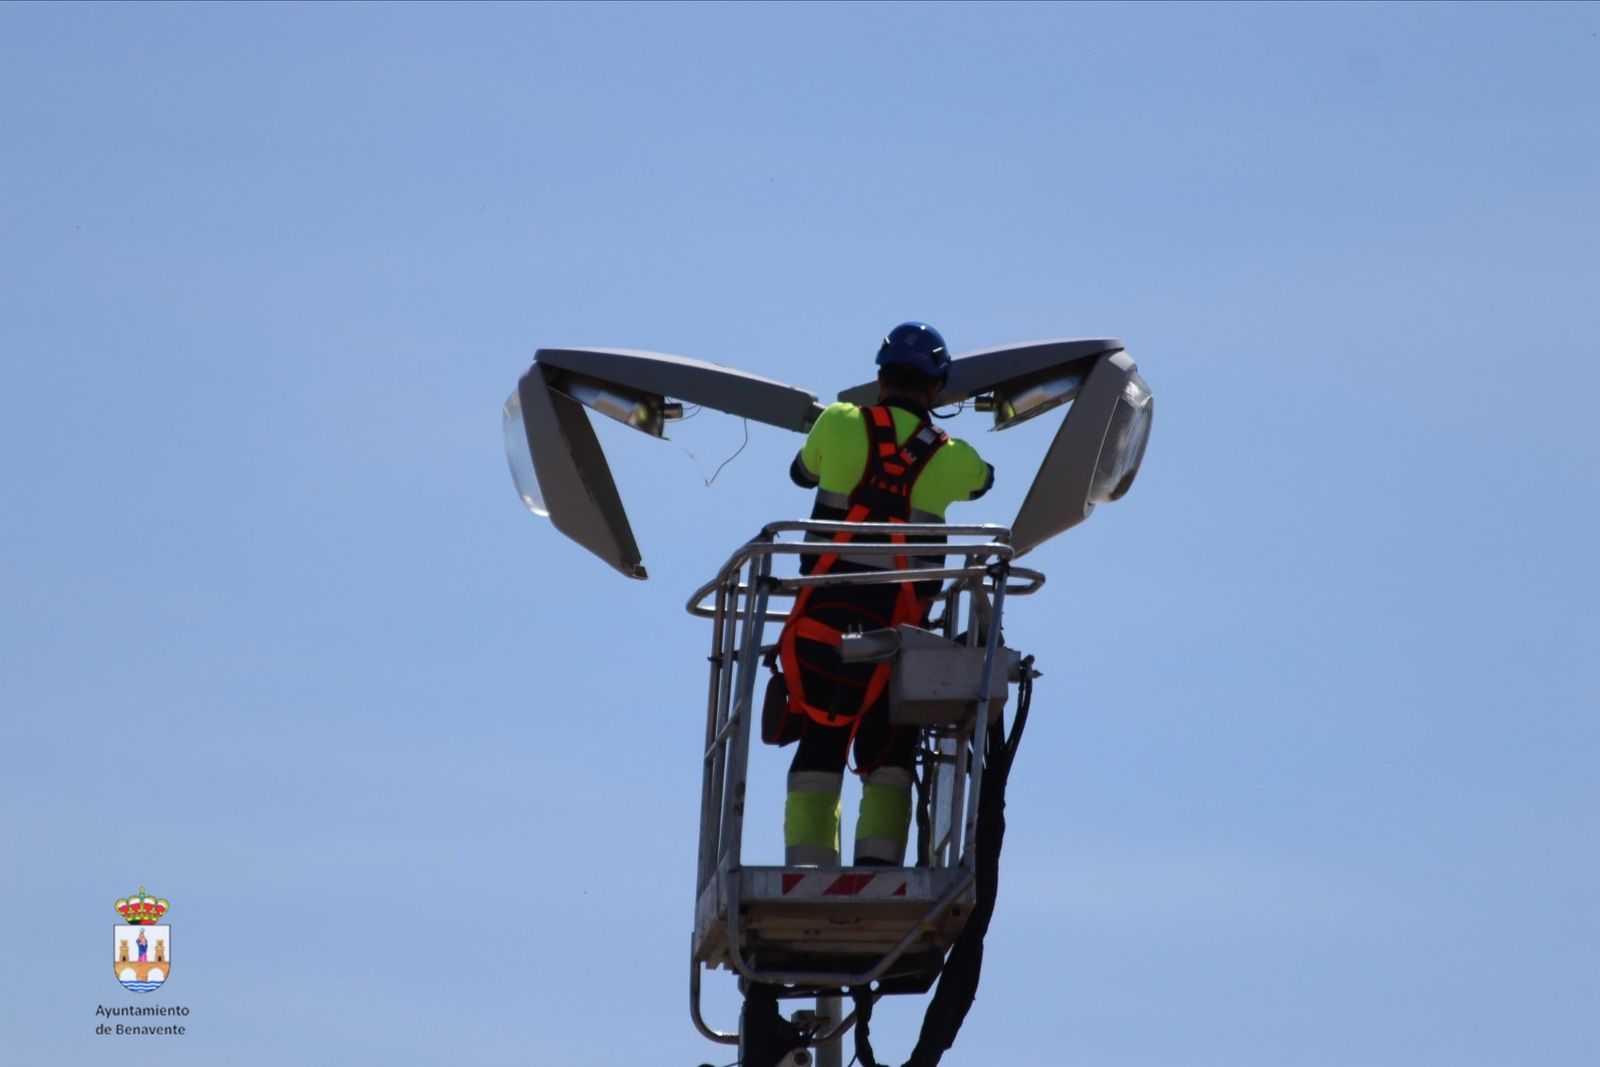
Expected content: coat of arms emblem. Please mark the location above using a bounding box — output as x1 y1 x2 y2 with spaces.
113 887 171 992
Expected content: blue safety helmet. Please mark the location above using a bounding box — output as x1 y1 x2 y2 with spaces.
875 322 951 385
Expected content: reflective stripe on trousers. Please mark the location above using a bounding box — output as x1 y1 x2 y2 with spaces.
854 766 912 865
785 770 843 866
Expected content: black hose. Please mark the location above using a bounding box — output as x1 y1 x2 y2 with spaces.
852 658 1035 1067
914 740 935 869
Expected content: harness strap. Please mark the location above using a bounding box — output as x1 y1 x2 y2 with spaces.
778 406 950 752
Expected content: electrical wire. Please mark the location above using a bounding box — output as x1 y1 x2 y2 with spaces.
674 416 750 487
703 417 749 487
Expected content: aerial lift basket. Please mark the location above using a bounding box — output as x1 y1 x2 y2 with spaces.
685 521 1043 1046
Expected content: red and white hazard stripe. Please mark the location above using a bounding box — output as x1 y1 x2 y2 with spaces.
779 871 909 898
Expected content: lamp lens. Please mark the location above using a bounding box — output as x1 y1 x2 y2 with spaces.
502 388 549 518
1089 372 1153 503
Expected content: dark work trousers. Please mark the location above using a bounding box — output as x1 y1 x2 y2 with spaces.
788 692 917 779
786 579 920 780
783 568 939 865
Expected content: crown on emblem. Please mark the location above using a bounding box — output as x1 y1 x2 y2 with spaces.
114 886 169 925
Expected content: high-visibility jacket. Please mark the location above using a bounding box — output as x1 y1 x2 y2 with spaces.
790 402 993 547
780 402 993 731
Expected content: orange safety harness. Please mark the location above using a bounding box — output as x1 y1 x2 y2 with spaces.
776 405 949 740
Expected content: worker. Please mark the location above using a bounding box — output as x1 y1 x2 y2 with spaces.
779 322 994 867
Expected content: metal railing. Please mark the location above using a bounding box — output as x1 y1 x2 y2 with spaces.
687 521 1045 622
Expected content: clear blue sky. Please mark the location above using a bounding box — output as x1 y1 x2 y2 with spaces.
4 3 1596 1065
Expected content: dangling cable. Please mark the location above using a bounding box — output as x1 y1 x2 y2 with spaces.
704 417 750 487
677 416 751 487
